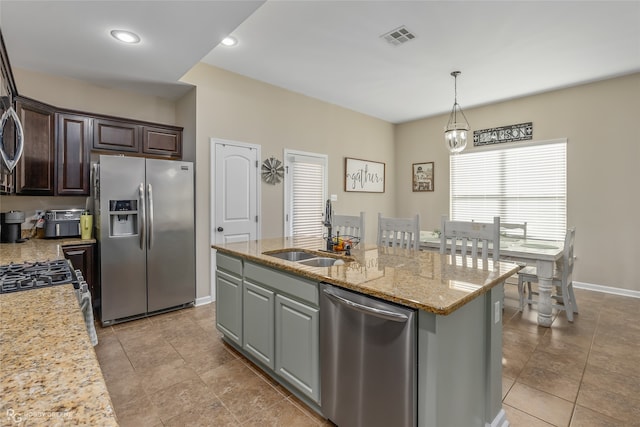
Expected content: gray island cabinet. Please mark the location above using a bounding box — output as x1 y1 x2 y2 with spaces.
213 236 519 427
216 252 321 406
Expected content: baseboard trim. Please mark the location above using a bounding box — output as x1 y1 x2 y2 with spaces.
195 296 213 306
487 408 509 427
574 281 640 299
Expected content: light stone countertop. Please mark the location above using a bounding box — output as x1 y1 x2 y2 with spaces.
0 285 117 426
0 238 117 426
213 236 521 315
0 238 97 265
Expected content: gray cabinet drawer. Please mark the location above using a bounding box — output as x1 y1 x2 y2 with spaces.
217 252 243 276
245 262 318 306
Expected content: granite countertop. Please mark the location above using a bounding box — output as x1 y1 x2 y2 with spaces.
0 238 116 425
0 238 97 265
213 236 520 315
0 285 117 426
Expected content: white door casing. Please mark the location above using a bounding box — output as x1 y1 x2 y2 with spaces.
211 138 261 301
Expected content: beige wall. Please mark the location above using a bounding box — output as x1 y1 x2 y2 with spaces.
180 63 396 299
395 73 640 292
176 88 197 162
13 68 178 125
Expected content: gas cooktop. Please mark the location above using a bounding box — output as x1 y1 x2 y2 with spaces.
0 259 79 294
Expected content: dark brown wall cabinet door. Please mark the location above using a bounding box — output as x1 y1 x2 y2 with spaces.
142 126 182 158
63 244 97 306
93 118 140 152
57 113 91 195
15 98 55 195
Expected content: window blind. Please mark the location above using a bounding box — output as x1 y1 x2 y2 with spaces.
450 139 566 241
285 152 327 237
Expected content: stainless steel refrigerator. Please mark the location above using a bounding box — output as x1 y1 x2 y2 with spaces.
95 155 195 325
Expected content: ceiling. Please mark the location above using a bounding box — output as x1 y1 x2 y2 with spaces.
2 1 639 124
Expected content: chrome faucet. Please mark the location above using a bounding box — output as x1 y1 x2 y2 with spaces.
323 199 333 251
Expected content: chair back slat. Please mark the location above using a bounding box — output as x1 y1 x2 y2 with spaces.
440 215 501 267
333 212 365 245
377 213 420 250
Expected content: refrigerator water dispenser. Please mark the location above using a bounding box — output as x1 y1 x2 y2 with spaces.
109 200 137 236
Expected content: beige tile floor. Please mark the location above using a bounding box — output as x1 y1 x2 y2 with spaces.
94 285 640 426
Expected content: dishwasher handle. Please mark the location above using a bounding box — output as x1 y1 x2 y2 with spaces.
322 287 409 322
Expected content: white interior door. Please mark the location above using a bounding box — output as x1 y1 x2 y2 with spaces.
212 139 260 245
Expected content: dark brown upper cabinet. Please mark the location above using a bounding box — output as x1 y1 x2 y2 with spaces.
93 120 182 159
142 125 182 158
14 97 56 195
56 112 91 195
93 118 139 153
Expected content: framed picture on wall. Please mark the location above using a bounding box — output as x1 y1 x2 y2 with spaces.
344 157 385 193
412 162 434 192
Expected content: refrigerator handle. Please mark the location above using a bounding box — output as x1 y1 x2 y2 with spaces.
147 183 154 250
139 182 145 250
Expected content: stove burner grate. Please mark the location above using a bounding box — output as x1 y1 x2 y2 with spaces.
0 259 78 294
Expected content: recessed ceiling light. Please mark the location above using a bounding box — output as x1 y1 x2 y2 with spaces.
221 36 237 47
110 30 141 44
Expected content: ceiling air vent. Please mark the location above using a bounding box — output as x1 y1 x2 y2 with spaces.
380 26 416 46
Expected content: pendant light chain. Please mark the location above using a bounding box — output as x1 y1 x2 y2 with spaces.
453 71 459 123
444 70 470 154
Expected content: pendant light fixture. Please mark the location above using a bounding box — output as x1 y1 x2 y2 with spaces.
444 71 470 154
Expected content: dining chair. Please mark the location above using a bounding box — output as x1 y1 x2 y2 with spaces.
501 222 527 240
439 216 501 266
377 213 420 250
497 221 528 307
517 228 578 321
333 212 365 246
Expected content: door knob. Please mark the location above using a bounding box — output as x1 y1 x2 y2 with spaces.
217 227 224 232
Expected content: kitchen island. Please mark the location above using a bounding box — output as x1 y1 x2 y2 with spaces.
0 239 117 426
213 236 520 427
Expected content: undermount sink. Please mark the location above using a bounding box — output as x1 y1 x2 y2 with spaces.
297 257 337 267
264 249 349 267
264 250 317 262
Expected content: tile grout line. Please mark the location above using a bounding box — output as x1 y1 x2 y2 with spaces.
567 305 630 426
503 310 576 426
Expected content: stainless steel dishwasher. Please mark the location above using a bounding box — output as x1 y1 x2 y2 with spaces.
320 283 417 427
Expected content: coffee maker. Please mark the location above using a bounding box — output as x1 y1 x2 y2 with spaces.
1 211 25 243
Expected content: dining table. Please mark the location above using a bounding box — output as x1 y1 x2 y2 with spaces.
420 231 565 327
